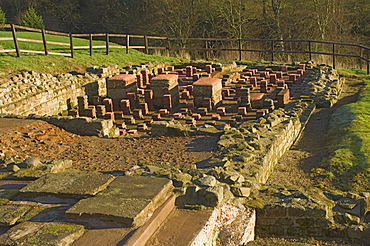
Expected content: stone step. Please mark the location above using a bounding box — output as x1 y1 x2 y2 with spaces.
72 195 176 246
144 208 217 246
66 176 173 229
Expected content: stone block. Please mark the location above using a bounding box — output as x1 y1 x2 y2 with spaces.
0 222 84 246
198 186 223 207
306 227 323 237
107 74 137 88
19 172 115 199
270 225 284 236
0 204 32 226
264 206 287 217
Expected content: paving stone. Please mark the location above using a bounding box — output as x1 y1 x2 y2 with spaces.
66 197 152 228
66 176 173 229
0 221 84 246
19 172 115 199
0 204 33 226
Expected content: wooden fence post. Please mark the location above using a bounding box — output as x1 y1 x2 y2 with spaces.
332 43 336 69
271 40 274 61
205 41 209 60
308 41 312 61
42 29 48 55
106 33 109 55
367 48 370 75
11 24 20 57
89 34 93 56
69 33 74 58
126 35 130 54
144 36 149 54
238 39 242 61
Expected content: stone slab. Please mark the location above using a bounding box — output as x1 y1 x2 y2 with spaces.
145 209 214 246
65 197 152 228
96 176 172 200
19 172 115 199
0 204 32 226
66 176 173 229
0 221 84 246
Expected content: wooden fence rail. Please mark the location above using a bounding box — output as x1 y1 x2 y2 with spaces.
0 24 369 73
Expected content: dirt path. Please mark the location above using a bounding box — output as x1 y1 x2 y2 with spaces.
0 118 218 172
267 76 364 188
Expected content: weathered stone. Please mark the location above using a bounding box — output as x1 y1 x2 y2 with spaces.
170 173 192 187
0 222 84 246
198 186 224 207
48 160 73 173
347 225 364 239
23 157 41 168
66 196 152 228
0 204 32 226
230 187 251 197
193 175 217 187
220 171 245 185
20 172 115 199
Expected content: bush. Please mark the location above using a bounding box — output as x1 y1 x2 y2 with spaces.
21 7 44 29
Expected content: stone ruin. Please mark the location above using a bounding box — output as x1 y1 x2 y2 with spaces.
0 61 368 245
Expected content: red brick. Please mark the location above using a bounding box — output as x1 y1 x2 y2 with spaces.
102 98 113 112
238 107 247 116
104 112 115 122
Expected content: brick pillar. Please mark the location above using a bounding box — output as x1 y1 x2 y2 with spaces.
141 69 150 85
276 71 283 79
139 102 149 115
260 80 268 93
186 66 193 77
250 77 258 87
222 88 230 99
187 85 193 96
126 92 136 109
282 65 288 72
158 67 165 74
269 74 277 84
136 74 144 88
144 90 154 111
193 74 200 82
120 99 131 115
96 105 106 118
77 96 89 116
202 98 212 110
163 94 172 110
102 98 113 112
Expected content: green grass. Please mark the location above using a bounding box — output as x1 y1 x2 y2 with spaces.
0 31 187 74
321 70 370 192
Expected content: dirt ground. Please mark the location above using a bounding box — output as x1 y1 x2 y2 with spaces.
267 76 365 188
0 118 218 172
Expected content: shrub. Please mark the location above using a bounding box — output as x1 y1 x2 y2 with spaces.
21 7 44 29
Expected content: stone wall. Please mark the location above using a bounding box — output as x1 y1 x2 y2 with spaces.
0 71 107 116
253 188 370 244
28 115 120 138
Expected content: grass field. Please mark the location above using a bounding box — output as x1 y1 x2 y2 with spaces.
0 31 187 74
320 70 370 192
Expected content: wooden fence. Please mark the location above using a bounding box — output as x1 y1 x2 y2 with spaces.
1 24 370 73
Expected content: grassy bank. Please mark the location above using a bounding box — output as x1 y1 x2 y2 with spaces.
319 70 370 192
0 31 187 75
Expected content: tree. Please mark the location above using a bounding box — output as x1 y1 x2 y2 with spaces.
0 7 6 25
21 7 44 29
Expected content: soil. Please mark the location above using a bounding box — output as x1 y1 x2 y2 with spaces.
0 118 218 172
267 76 365 189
